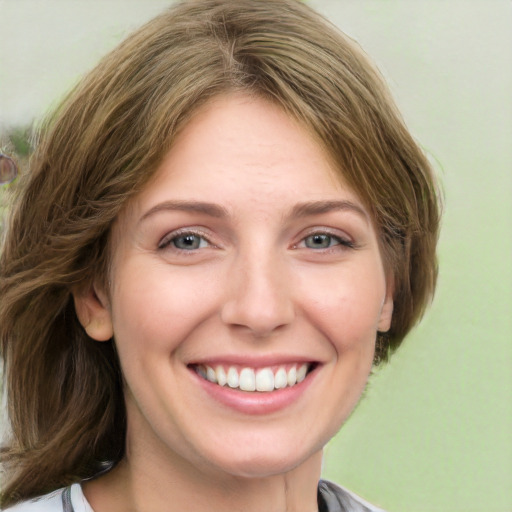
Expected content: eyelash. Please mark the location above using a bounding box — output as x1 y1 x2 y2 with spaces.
158 229 213 252
295 231 355 251
158 229 355 253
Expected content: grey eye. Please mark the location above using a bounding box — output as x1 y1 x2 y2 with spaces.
172 234 204 250
304 234 338 249
0 154 18 184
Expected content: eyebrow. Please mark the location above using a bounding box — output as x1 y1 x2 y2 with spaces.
291 200 369 222
139 200 229 223
139 199 369 224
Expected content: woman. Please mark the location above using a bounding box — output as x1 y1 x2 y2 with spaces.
0 1 440 510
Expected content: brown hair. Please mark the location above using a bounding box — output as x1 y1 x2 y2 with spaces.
0 0 440 505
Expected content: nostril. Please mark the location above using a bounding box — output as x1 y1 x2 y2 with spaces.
221 294 295 336
220 256 295 336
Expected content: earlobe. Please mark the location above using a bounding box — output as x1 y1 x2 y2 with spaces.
72 284 113 341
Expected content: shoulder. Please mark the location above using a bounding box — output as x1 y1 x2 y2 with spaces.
318 480 387 512
2 484 92 512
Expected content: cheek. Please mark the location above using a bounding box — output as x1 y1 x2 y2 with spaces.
110 261 220 358
299 263 386 350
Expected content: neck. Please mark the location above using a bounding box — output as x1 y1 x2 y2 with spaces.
83 444 323 512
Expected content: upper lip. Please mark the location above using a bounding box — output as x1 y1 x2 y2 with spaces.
187 354 319 368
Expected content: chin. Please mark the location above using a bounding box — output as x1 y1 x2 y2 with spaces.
220 457 300 479
197 435 324 480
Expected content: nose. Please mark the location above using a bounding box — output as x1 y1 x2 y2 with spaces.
220 250 295 337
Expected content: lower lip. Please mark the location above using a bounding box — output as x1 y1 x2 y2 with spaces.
189 367 318 415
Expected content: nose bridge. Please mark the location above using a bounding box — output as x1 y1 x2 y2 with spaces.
221 241 294 336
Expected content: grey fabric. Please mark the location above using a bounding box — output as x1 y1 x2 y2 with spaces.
318 480 382 512
61 487 73 512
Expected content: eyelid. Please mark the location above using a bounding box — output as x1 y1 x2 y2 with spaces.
158 227 215 250
293 227 355 249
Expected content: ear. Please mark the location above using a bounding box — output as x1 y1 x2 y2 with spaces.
72 283 113 341
377 282 394 333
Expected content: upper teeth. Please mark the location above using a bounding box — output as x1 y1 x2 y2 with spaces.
197 364 309 392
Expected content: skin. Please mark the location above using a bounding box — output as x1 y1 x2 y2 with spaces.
74 94 393 512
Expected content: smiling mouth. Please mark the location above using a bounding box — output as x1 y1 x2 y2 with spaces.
191 363 316 393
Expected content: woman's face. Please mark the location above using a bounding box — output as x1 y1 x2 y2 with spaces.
78 94 393 479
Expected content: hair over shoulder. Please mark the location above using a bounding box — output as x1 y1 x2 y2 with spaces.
0 0 441 506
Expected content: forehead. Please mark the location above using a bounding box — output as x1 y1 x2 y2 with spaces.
128 94 362 216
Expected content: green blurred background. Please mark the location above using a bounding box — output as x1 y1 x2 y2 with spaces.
1 1 511 511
